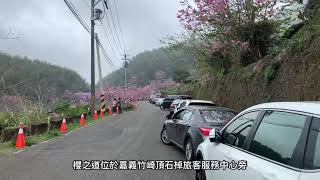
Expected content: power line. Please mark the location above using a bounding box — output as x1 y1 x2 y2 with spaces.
100 21 121 60
112 0 127 53
108 3 124 52
101 1 124 55
97 38 116 68
102 14 123 56
80 0 92 22
64 0 117 68
65 0 90 32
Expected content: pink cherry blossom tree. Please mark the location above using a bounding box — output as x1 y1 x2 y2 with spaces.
176 0 303 69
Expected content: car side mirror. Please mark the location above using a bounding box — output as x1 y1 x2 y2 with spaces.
209 129 221 143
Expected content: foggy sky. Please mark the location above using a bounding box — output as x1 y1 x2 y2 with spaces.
0 0 183 83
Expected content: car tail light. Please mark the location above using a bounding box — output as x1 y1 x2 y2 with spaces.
199 128 212 136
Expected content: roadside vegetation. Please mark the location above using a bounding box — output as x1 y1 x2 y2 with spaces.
0 102 134 156
1 115 102 156
0 53 138 155
158 0 320 108
168 0 307 79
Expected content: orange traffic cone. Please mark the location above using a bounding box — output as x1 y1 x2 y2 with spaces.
80 114 85 126
16 123 25 149
93 111 98 120
109 107 113 116
100 110 104 118
60 118 67 133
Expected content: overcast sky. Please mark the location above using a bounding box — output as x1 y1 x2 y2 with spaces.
0 0 183 83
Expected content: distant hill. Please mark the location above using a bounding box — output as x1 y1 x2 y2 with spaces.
104 47 196 87
0 52 89 100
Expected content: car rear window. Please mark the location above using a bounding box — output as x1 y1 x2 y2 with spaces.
189 102 216 106
200 110 237 123
172 99 181 105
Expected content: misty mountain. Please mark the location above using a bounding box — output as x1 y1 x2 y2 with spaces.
104 47 196 87
0 52 89 99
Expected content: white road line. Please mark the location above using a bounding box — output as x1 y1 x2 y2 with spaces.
65 131 73 135
13 149 23 154
38 139 53 144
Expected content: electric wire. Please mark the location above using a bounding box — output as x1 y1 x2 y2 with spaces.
100 21 121 60
102 14 123 56
64 0 117 69
112 0 128 53
108 3 124 52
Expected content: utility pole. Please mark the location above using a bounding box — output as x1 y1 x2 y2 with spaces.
122 53 129 91
95 33 106 112
64 0 109 114
90 0 96 115
90 0 104 115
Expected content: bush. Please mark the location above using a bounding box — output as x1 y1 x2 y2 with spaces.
0 112 26 130
26 105 51 125
53 100 70 113
1 127 21 142
240 21 278 66
283 23 304 39
239 70 253 81
264 60 281 81
63 105 89 118
0 102 51 139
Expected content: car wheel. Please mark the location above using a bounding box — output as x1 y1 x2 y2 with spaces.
185 139 195 161
160 128 171 145
195 156 206 180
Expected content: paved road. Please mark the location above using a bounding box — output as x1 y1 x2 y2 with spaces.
0 102 195 180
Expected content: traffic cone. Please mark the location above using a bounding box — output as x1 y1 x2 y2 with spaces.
100 109 104 118
109 107 113 116
16 123 25 149
93 111 98 120
60 118 67 133
80 114 85 126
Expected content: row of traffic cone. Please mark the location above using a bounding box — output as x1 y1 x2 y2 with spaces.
15 105 124 149
61 107 119 133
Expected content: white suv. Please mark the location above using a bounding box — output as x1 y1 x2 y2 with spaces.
174 100 216 114
196 102 320 180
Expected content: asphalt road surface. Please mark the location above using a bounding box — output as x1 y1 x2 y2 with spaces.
0 102 195 180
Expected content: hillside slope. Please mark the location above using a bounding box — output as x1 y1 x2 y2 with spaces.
183 0 320 111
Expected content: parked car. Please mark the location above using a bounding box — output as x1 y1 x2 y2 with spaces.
160 106 237 160
195 102 320 180
174 100 216 114
155 98 164 106
149 94 160 104
170 99 182 112
160 95 192 111
161 97 175 110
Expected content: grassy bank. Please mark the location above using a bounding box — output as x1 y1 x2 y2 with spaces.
0 114 104 156
0 106 135 156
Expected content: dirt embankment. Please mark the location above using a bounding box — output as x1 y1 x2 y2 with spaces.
187 2 320 112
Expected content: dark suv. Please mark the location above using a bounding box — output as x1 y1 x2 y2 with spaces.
160 95 192 110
